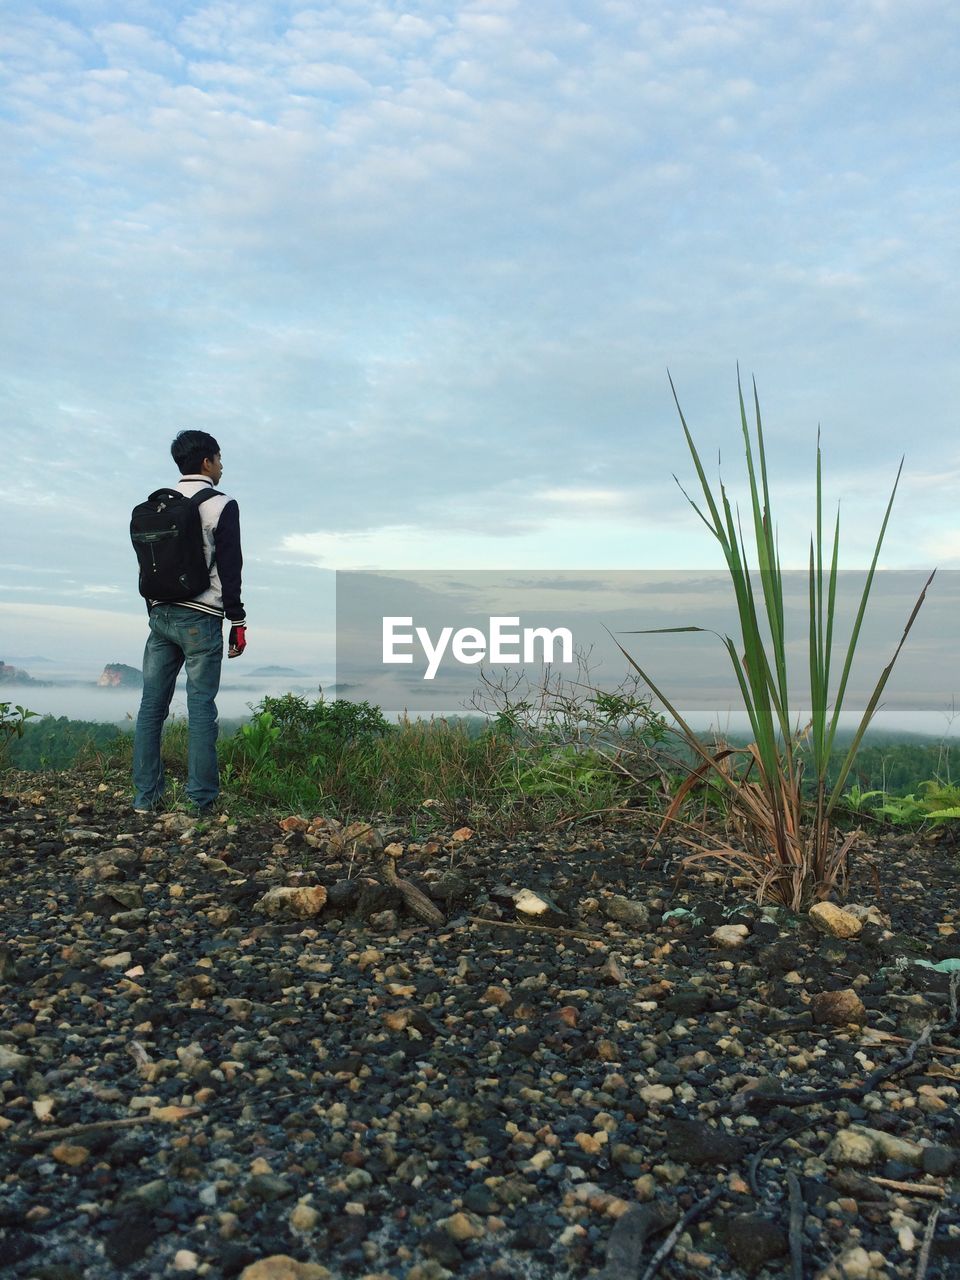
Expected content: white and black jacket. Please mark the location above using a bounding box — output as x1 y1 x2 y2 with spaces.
150 475 246 623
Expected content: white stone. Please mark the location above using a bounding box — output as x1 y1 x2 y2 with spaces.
827 1129 877 1167
712 924 749 948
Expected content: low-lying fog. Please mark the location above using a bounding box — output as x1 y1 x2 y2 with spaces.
2 672 331 725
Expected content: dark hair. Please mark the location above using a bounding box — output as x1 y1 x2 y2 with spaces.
171 430 220 475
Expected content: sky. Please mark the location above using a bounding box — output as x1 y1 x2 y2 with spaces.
1 0 959 691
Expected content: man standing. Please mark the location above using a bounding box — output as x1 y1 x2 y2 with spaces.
132 430 246 815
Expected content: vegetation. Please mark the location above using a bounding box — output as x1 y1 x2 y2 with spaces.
212 687 667 824
616 372 934 909
840 779 960 826
4 687 665 830
6 715 124 770
6 691 959 843
0 701 37 769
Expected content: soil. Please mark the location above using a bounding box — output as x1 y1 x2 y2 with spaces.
1 769 958 1280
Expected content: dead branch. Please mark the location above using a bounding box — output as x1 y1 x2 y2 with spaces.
12 1116 161 1146
466 915 605 941
601 1202 678 1280
915 1207 941 1280
638 1183 723 1280
870 1178 946 1200
786 1171 804 1280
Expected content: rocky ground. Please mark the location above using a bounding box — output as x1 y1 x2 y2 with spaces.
1 770 958 1280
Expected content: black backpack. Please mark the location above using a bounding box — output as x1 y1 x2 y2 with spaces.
130 487 221 602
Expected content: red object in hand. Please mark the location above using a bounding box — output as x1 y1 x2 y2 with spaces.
228 624 247 657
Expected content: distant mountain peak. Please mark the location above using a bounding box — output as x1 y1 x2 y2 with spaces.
98 663 143 689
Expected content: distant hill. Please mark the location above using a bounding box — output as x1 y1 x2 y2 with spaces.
250 665 306 677
97 663 143 689
0 661 43 685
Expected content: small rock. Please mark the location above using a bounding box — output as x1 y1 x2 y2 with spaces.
173 1250 199 1271
811 988 867 1026
808 902 862 938
369 909 399 932
254 886 328 919
602 895 650 928
441 1211 484 1241
239 1259 331 1280
340 821 384 854
246 1174 295 1202
921 1145 955 1176
32 1097 55 1122
712 924 749 948
819 1245 873 1280
481 985 512 1008
278 816 310 832
514 888 553 917
725 1214 788 1274
51 1143 89 1166
289 1201 319 1232
462 1186 496 1214
124 1179 170 1210
897 1224 916 1252
599 955 627 984
176 973 216 1000
851 1125 922 1166
0 1045 31 1072
828 1129 877 1167
664 1118 746 1166
845 904 889 927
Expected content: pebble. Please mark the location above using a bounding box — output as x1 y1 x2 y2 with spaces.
808 903 862 938
238 1260 331 1280
725 1213 788 1273
712 924 750 948
601 895 650 928
921 1144 956 1176
811 988 867 1025
849 1126 923 1166
829 1130 878 1167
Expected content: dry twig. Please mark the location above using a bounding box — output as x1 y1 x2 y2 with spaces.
915 1207 940 1280
786 1171 804 1280
12 1116 161 1145
638 1183 723 1280
870 1178 946 1200
466 915 604 941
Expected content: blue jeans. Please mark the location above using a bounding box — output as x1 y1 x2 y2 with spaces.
132 605 223 810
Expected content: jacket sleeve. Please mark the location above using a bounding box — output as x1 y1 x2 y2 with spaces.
214 500 245 622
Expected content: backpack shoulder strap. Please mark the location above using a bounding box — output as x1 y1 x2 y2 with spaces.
190 488 222 508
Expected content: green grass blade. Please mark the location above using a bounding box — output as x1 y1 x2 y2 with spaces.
826 569 937 811
824 459 904 758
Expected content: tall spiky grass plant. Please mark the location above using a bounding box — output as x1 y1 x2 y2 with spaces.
618 372 934 909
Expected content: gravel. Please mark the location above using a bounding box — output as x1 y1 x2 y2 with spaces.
1 771 958 1279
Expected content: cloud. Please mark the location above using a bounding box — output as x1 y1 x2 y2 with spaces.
1 0 958 674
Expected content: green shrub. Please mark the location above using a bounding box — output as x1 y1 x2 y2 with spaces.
0 702 37 770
